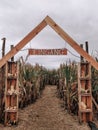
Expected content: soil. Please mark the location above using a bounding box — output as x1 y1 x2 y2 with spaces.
0 85 92 130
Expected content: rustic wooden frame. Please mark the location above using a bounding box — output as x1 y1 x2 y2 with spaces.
5 61 19 125
78 62 92 122
0 16 98 70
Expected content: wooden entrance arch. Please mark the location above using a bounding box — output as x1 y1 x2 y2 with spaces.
0 16 98 70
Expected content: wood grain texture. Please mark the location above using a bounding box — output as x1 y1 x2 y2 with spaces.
45 16 98 70
0 15 98 70
0 20 47 68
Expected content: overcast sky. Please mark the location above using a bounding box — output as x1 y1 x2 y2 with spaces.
0 0 98 69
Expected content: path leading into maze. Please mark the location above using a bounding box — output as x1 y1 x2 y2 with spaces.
1 85 90 130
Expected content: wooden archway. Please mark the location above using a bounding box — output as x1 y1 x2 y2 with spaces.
0 16 98 70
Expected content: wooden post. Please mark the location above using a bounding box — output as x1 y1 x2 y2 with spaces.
1 38 6 86
78 62 92 123
2 38 6 57
10 45 14 61
0 38 6 122
80 44 84 62
85 41 89 54
5 61 19 125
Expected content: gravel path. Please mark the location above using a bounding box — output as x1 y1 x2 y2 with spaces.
0 85 90 130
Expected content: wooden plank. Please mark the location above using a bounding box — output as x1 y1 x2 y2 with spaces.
5 61 19 125
92 97 98 110
0 20 47 68
78 62 92 122
45 16 98 70
0 15 98 70
28 48 67 55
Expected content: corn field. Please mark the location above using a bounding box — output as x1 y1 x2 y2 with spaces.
57 61 78 114
0 62 48 123
0 58 98 124
57 60 98 119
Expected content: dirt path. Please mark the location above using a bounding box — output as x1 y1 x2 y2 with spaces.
0 85 90 130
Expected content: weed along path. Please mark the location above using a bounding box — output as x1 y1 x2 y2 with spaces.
1 85 90 130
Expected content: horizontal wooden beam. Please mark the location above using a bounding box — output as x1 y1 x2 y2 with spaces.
28 48 67 55
45 16 98 70
0 15 98 70
0 20 47 68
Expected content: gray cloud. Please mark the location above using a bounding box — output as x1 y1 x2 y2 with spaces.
0 0 98 68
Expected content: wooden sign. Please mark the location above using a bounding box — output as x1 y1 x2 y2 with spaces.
28 48 67 55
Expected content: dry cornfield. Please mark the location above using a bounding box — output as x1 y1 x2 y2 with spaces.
0 59 98 128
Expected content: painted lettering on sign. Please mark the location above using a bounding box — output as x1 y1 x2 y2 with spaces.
28 48 67 55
